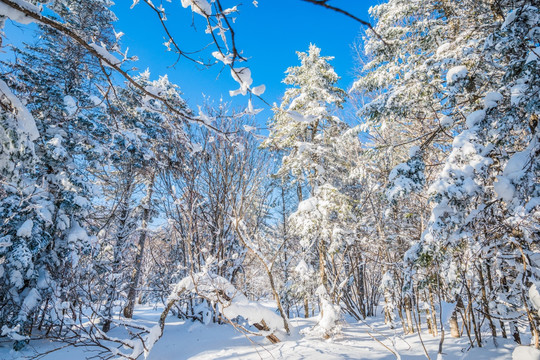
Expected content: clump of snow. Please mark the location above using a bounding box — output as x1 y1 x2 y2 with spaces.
245 99 262 115
409 145 421 157
63 95 77 115
503 148 529 180
229 67 265 97
494 176 515 202
0 235 12 249
89 95 104 107
230 67 253 96
288 110 318 123
212 51 233 65
466 109 486 128
305 286 341 338
512 346 540 360
446 65 468 84
511 81 527 105
196 106 213 125
483 91 503 109
251 84 266 96
89 42 121 67
18 288 42 321
318 298 340 333
529 283 540 315
294 259 310 276
243 124 257 133
143 325 162 358
67 220 90 244
440 115 454 128
526 46 540 64
16 219 33 238
297 197 318 213
191 142 203 153
181 0 211 16
1 324 29 341
502 10 517 29
436 42 452 56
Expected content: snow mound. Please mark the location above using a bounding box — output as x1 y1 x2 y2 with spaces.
513 346 540 360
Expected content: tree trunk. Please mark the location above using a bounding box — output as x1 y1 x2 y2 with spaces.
486 261 507 339
404 295 415 334
450 308 460 337
429 286 438 337
465 281 482 347
103 169 134 332
477 264 497 343
124 172 155 319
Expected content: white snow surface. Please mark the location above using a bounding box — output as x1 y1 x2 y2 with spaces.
297 197 318 213
288 110 318 123
513 346 540 360
526 46 540 64
409 145 421 157
503 148 529 180
0 305 519 360
494 176 515 202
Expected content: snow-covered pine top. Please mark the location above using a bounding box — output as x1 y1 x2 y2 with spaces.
262 44 350 184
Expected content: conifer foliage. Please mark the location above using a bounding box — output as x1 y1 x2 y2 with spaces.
0 0 538 358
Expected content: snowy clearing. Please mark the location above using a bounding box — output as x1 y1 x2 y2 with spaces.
0 305 521 360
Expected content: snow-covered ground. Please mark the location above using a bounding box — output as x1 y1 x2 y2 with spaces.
0 305 523 359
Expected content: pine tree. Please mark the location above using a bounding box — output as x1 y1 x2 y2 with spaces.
355 0 540 347
0 0 118 346
263 44 361 337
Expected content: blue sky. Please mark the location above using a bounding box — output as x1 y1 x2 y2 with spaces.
112 1 377 126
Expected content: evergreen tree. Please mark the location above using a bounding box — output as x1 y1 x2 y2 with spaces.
263 44 361 337
0 0 118 346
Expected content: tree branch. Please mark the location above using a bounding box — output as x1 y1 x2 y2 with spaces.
300 0 388 46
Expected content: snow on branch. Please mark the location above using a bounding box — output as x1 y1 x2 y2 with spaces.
0 78 39 141
0 0 39 25
156 271 284 348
